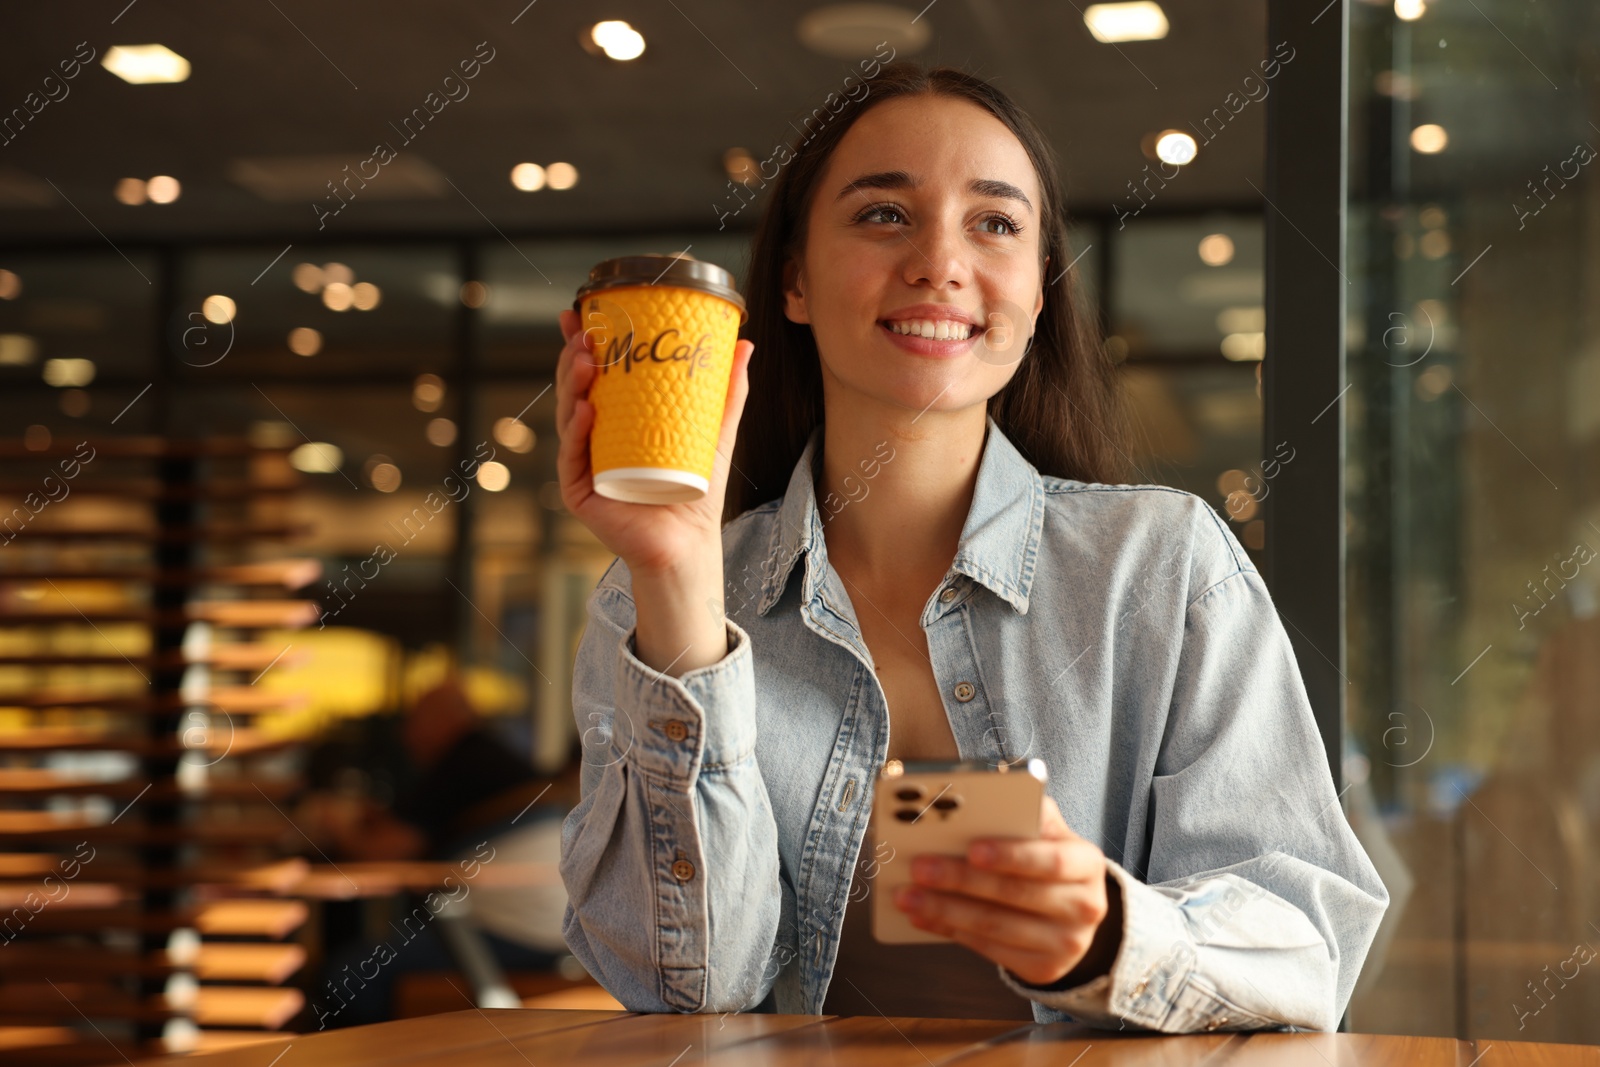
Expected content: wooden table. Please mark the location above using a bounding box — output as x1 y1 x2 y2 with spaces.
128 1008 1600 1065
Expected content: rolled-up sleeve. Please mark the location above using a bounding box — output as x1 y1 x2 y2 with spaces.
1002 565 1389 1032
559 563 782 1013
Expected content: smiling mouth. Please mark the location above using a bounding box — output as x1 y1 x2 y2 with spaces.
881 319 981 341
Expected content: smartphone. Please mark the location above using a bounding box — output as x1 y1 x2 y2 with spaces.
870 757 1048 945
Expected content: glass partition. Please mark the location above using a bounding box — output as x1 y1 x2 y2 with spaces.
1344 0 1600 1041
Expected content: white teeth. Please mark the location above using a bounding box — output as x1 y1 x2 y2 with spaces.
888 318 972 340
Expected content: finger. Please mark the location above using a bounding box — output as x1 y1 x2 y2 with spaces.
1038 795 1079 841
968 836 1105 884
556 391 596 508
559 307 580 344
941 926 1080 990
709 339 754 495
908 854 1106 925
897 885 1089 959
555 327 597 445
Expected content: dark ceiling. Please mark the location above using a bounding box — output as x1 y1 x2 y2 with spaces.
1 1 1268 245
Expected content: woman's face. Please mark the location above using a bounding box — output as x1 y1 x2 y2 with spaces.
784 93 1048 420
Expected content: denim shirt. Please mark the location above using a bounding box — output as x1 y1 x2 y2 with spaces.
559 414 1389 1031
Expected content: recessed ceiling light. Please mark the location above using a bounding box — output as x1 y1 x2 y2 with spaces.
1198 233 1235 266
287 327 322 356
1154 130 1197 165
1083 2 1169 43
146 175 181 203
201 295 235 324
1394 0 1426 21
102 44 191 84
43 357 96 387
1410 123 1448 153
289 442 343 474
797 4 930 59
723 147 759 185
114 178 147 205
476 461 511 491
546 162 578 190
0 270 20 300
511 163 547 191
322 282 353 311
588 20 646 61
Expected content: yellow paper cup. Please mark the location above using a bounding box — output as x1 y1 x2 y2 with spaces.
574 254 747 504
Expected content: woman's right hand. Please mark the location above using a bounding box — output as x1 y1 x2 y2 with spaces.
555 306 755 578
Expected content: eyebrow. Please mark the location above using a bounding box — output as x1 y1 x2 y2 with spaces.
835 171 1034 213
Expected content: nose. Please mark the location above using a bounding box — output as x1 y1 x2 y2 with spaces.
900 212 972 290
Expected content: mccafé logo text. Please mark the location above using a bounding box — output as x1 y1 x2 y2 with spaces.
598 327 716 379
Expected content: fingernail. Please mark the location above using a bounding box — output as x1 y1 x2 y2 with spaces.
970 842 996 866
911 857 941 883
896 887 923 910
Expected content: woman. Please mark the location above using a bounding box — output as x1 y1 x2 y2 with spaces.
555 62 1387 1031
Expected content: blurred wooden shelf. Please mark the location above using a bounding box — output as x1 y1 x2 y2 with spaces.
0 438 280 460
0 559 321 589
0 727 295 756
0 984 303 1028
0 599 319 628
0 770 300 800
0 943 305 983
0 855 309 891
0 480 297 501
15 898 308 937
0 523 310 544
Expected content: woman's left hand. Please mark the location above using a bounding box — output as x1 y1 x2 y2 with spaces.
893 795 1123 988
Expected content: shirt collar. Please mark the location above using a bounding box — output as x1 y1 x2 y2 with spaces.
756 413 1046 617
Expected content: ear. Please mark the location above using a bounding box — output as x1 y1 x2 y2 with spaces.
782 259 810 325
1033 255 1048 320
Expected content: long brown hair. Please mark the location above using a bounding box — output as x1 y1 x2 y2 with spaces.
724 61 1130 525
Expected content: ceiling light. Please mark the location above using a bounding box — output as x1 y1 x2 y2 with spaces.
493 417 535 453
288 442 343 474
1083 2 1169 43
0 334 36 365
723 147 759 185
43 358 96 387
0 270 19 300
201 295 235 324
1221 332 1265 361
426 417 457 447
369 462 402 493
322 262 355 286
1154 131 1197 165
796 4 931 59
322 282 353 311
459 281 489 308
1198 233 1235 266
476 461 511 492
1410 124 1448 153
589 20 646 61
511 163 547 191
351 282 381 311
146 175 181 203
546 162 578 190
102 44 191 84
1394 0 1425 20
114 178 147 205
287 327 322 356
292 263 324 293
413 374 445 412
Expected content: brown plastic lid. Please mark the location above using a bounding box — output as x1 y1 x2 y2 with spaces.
573 253 747 322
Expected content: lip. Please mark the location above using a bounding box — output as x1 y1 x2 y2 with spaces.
878 304 986 357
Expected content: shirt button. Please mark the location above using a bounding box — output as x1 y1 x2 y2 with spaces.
939 586 958 604
953 681 976 703
663 719 688 742
671 859 696 882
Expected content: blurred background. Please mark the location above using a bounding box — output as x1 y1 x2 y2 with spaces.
0 0 1596 1059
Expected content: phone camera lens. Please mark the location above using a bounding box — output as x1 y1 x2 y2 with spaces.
894 808 922 823
894 787 924 802
932 796 960 811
